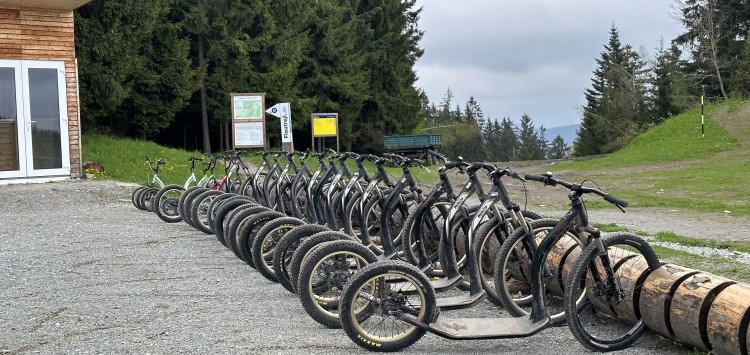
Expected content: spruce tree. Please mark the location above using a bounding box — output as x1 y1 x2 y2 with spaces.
75 0 198 138
731 29 750 98
497 117 518 162
547 135 570 159
574 24 649 156
674 0 750 99
517 114 543 160
650 40 684 122
354 0 424 151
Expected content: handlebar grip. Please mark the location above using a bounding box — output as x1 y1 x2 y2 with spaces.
355 154 370 163
472 162 495 170
425 149 447 160
524 174 546 182
604 194 629 208
383 153 404 161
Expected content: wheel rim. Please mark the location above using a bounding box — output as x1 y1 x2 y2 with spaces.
307 251 370 318
349 271 427 342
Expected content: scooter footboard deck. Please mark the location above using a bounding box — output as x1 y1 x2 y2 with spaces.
429 315 549 339
435 291 486 310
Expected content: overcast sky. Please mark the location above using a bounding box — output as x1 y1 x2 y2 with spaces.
413 0 686 129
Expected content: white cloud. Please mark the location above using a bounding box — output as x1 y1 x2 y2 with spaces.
414 0 684 128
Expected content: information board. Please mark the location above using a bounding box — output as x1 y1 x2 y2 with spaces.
234 121 265 147
231 93 266 148
311 113 338 137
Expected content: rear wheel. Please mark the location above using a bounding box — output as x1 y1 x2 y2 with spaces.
361 195 409 255
339 260 436 352
565 232 660 351
401 198 451 270
472 210 543 305
494 218 584 325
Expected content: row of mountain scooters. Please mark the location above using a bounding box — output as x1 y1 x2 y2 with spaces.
130 149 660 352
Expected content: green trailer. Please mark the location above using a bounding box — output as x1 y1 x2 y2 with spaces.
383 134 442 165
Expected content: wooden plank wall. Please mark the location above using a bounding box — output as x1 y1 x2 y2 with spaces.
0 7 81 178
0 121 19 171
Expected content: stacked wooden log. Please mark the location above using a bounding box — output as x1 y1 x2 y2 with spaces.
540 241 750 354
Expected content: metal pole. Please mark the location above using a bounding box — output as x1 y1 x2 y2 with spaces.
701 86 706 138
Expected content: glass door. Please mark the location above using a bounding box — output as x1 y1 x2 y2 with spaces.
0 60 69 179
0 62 25 179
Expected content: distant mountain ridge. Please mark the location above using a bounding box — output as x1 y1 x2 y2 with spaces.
544 124 579 146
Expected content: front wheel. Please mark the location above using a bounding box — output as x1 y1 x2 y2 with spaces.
297 240 378 328
153 185 185 223
339 260 436 352
139 187 159 212
565 232 660 352
251 217 306 282
131 186 147 210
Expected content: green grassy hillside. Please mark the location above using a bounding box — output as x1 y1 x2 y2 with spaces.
551 99 750 215
81 134 209 185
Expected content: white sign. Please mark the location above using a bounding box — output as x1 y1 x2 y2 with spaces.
234 121 265 147
266 103 293 143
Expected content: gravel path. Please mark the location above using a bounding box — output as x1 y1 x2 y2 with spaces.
0 179 702 354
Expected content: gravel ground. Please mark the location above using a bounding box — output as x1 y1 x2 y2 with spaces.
0 179 708 354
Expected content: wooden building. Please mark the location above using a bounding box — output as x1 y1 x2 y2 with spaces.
0 0 91 183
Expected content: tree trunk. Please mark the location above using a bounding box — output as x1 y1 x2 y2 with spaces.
218 118 224 152
703 0 729 100
198 36 211 154
224 122 231 151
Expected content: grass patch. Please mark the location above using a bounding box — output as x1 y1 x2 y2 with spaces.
556 102 739 170
592 223 629 232
82 134 208 185
654 232 750 253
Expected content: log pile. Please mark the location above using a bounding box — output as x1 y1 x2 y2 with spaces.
538 238 750 354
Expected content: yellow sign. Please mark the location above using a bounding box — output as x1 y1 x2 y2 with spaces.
312 115 337 137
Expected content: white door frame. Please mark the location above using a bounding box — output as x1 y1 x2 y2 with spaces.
0 59 70 179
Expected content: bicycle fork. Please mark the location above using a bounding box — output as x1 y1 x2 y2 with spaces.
587 228 626 304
